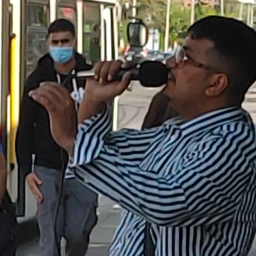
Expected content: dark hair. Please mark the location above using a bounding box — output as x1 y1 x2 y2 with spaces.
188 16 256 104
47 18 76 37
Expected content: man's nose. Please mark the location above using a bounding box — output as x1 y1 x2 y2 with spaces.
57 41 63 47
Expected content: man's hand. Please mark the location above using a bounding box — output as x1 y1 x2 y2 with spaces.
29 61 131 152
29 82 77 153
77 60 131 123
26 173 42 203
85 60 131 103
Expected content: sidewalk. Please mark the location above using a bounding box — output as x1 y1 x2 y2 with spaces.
86 205 121 256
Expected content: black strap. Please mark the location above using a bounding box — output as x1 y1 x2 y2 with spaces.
143 222 154 256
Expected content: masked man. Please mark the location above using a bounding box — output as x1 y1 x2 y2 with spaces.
15 19 98 256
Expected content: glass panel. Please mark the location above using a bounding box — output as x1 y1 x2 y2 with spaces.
57 6 77 27
26 29 48 76
26 3 49 77
27 4 48 27
83 2 101 65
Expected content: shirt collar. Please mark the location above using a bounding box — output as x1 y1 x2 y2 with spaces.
164 107 254 136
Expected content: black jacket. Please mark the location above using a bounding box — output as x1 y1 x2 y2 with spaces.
15 52 92 177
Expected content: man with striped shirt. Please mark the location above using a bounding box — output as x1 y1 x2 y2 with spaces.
30 16 256 256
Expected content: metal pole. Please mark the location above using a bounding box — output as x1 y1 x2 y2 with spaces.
190 0 195 24
112 5 120 131
247 4 251 25
132 0 136 18
153 30 155 50
220 0 224 15
239 3 244 20
164 0 171 51
250 4 254 27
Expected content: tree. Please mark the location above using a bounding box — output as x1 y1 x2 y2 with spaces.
168 4 190 45
194 2 217 20
137 0 167 32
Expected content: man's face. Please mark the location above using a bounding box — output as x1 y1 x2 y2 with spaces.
164 36 228 116
48 31 75 48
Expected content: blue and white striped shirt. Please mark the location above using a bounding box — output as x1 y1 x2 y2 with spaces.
68 106 256 256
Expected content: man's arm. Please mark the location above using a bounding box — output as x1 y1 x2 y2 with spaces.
0 144 7 206
15 76 39 177
70 107 252 227
72 104 160 166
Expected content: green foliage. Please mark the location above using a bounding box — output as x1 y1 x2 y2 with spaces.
119 20 129 45
118 0 246 49
194 3 218 20
169 4 190 44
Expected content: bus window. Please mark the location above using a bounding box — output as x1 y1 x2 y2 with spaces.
27 4 48 27
83 3 101 65
57 6 77 28
26 3 49 77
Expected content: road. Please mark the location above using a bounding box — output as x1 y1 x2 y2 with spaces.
17 82 256 255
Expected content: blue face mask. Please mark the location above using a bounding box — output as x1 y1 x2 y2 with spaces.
49 46 73 63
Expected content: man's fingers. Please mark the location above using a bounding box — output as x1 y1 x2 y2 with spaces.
94 61 105 80
39 83 70 102
94 61 123 83
30 94 57 112
115 72 132 95
108 60 123 81
32 187 43 203
30 82 70 100
33 175 42 185
29 84 72 111
27 178 43 203
99 61 113 84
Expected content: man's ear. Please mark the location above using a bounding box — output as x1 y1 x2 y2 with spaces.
205 73 228 97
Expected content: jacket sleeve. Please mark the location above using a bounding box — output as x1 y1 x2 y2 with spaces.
142 92 176 129
15 75 39 177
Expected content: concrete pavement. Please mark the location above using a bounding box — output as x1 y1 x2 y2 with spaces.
86 203 120 256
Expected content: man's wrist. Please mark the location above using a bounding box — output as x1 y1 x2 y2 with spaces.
82 95 103 110
78 96 104 123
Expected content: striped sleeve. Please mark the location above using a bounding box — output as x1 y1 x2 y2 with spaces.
70 105 112 166
69 105 161 167
70 113 253 227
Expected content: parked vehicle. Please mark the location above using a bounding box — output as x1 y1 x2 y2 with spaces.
124 45 148 61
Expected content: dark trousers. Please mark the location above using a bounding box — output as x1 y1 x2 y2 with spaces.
0 239 16 256
35 165 98 256
0 206 17 256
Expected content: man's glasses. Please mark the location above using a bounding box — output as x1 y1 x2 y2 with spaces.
170 45 218 72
